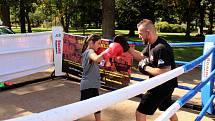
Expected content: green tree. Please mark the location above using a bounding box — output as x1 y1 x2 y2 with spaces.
157 0 179 23
9 0 39 33
25 0 39 33
175 0 199 38
0 0 15 28
116 0 139 36
116 0 156 36
30 5 47 27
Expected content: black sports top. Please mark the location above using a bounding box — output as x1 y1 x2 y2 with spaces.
142 37 178 88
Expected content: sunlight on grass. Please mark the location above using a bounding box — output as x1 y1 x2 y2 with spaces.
12 27 52 33
173 47 203 61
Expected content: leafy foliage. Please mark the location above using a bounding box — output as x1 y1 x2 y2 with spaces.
0 0 214 35
156 21 186 33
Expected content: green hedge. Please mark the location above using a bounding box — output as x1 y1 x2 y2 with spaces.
155 21 186 33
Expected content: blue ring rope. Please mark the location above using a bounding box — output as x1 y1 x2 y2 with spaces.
177 85 195 91
175 61 190 65
130 77 144 81
176 68 215 106
183 46 215 72
128 41 204 47
175 61 202 67
195 93 215 121
169 42 204 47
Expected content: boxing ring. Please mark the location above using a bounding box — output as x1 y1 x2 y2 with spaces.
1 27 215 121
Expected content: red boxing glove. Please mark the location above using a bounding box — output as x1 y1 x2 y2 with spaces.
110 42 123 56
95 47 104 55
102 42 123 60
101 48 112 60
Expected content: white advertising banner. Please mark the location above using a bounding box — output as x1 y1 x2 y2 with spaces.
52 27 64 76
0 32 53 82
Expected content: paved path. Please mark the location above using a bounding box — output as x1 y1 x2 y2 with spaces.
0 68 215 121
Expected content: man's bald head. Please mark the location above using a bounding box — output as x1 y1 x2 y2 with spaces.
137 19 156 33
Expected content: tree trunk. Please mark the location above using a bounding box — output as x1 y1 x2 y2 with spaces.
102 0 115 39
20 0 26 33
185 0 199 38
185 10 191 39
65 15 70 33
128 28 135 37
26 12 32 33
95 21 99 28
199 5 205 35
208 2 214 34
81 11 86 35
65 7 71 33
60 16 65 31
0 2 11 28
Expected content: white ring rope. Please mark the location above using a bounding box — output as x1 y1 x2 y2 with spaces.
3 33 215 121
5 46 215 121
4 67 185 121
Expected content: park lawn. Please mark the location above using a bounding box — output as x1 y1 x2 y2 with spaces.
12 27 52 33
11 27 204 62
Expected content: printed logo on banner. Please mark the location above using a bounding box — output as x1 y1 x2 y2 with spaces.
55 33 61 37
62 33 133 89
55 40 61 54
204 57 211 77
202 42 213 79
55 33 62 54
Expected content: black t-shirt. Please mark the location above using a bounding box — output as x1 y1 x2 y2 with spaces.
142 37 178 89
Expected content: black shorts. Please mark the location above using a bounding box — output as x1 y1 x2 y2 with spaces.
137 85 175 115
81 88 100 114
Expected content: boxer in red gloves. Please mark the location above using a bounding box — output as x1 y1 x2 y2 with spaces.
79 34 128 121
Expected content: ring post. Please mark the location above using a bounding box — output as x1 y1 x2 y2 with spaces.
52 26 64 76
201 34 215 114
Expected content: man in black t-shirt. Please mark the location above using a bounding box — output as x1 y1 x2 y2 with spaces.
128 19 178 121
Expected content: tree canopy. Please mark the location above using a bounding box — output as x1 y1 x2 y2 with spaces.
0 0 214 37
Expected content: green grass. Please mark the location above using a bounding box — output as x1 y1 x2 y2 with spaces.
173 47 203 61
69 29 102 35
12 27 52 33
11 27 204 62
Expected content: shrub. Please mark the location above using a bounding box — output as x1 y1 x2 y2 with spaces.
155 21 170 32
155 21 186 33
